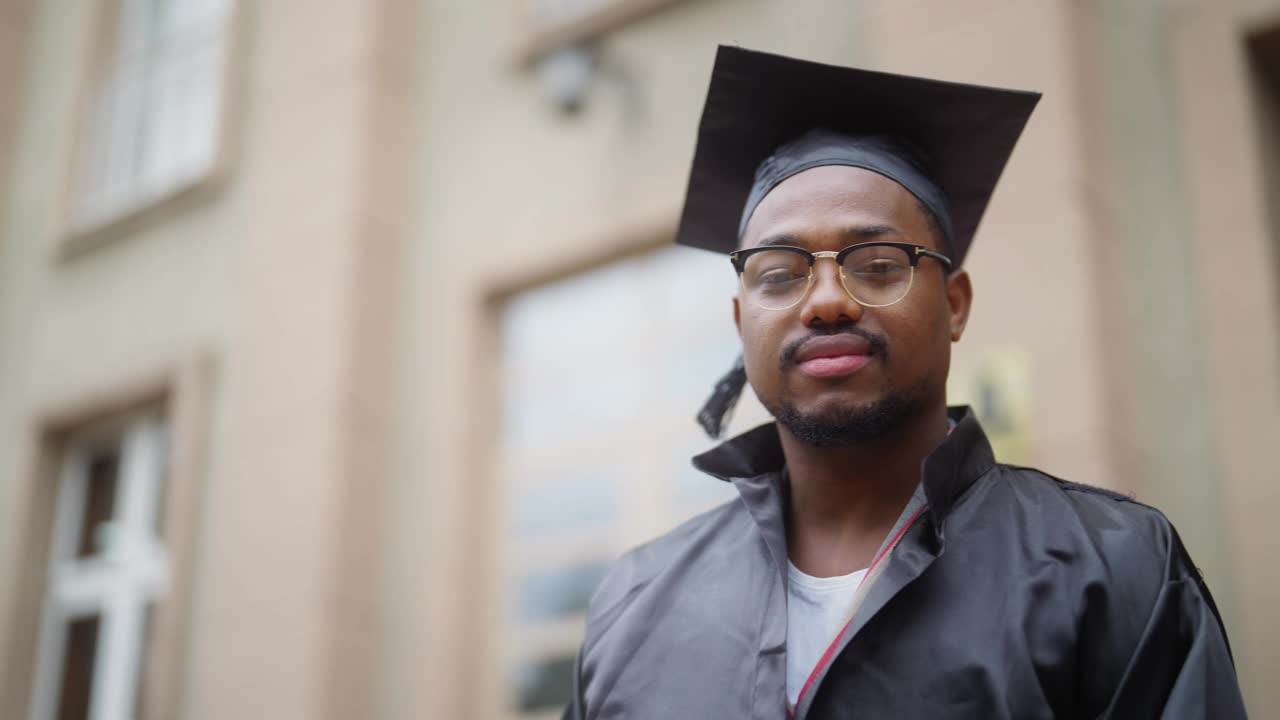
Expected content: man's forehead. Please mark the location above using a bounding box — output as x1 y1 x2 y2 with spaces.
740 166 925 249
750 164 918 216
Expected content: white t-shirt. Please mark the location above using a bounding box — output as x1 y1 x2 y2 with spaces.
786 561 869 707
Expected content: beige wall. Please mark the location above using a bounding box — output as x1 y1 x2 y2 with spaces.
0 0 31 259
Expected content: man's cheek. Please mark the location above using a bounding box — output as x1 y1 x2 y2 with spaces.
743 327 773 364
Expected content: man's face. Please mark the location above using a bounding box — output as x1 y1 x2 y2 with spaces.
734 165 972 446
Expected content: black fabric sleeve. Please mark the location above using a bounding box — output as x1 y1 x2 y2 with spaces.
1101 528 1247 718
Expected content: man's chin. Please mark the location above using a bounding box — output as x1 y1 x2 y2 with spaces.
774 392 921 447
791 394 878 420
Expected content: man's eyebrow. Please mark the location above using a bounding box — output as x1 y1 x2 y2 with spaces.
841 224 903 240
755 234 805 248
752 225 904 249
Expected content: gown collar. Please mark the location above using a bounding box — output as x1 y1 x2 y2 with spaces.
691 405 996 529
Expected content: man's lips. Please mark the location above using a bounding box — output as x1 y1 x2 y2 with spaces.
793 335 874 378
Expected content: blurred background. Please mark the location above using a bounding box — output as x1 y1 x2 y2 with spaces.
1 0 1278 718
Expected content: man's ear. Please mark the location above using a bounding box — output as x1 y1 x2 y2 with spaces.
946 270 973 342
733 295 742 337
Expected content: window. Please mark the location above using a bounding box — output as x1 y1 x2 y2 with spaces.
28 414 170 720
1248 23 1280 321
1247 22 1280 368
497 246 767 718
71 0 233 232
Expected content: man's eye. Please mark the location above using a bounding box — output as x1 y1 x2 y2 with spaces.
759 269 806 284
853 260 904 274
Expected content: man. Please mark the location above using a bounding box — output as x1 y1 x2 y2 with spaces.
561 46 1245 719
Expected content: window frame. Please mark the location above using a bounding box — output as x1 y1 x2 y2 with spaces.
55 0 246 259
1247 21 1280 332
0 353 214 720
492 244 753 719
28 413 170 720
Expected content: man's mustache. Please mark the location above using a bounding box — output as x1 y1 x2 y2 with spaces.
779 325 889 369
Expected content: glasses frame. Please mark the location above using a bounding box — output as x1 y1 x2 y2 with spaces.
729 241 954 311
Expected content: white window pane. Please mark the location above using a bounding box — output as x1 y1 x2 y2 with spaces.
517 561 611 623
159 0 230 33
72 450 120 559
92 591 147 719
29 415 169 720
513 652 577 715
499 246 760 716
511 468 619 540
74 90 114 225
175 35 224 181
117 0 155 55
102 67 144 216
139 57 181 195
55 613 101 720
141 10 224 195
73 0 229 227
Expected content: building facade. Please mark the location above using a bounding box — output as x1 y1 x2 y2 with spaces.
0 1 1277 718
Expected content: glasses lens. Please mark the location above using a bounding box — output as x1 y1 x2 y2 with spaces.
841 245 914 307
741 249 811 310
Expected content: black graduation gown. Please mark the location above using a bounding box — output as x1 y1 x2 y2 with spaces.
562 407 1246 719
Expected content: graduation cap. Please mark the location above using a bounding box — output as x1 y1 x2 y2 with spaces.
676 45 1041 265
680 45 1041 438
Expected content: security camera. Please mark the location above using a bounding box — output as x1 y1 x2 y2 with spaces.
537 44 598 115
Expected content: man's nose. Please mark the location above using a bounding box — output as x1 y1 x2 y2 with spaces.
800 256 863 326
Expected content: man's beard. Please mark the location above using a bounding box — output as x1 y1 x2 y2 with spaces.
767 324 928 447
770 383 926 447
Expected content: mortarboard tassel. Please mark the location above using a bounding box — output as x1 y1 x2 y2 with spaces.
696 354 747 439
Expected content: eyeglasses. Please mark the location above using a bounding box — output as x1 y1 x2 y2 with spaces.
729 241 953 311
